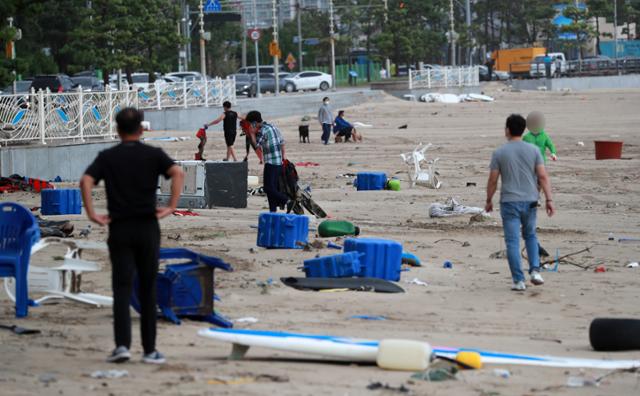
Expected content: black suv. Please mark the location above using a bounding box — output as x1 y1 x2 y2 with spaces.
30 74 76 93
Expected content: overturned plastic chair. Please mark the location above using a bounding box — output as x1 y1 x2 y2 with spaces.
0 203 40 317
131 248 233 328
4 237 111 307
400 143 442 189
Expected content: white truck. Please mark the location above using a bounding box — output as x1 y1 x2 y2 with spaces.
530 53 567 78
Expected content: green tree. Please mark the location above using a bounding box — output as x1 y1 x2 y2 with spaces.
562 4 596 60
587 0 613 55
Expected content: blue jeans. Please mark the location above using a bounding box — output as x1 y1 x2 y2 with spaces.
500 201 540 283
321 123 332 144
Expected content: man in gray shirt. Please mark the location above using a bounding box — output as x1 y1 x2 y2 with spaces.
485 114 555 291
318 97 333 145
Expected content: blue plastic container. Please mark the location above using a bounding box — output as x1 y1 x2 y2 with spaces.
257 213 309 249
355 172 387 191
344 238 402 281
41 189 81 215
303 252 363 278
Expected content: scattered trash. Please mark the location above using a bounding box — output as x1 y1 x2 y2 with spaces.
336 173 357 179
608 233 615 241
434 239 469 246
566 376 598 388
142 136 190 142
411 367 458 382
327 242 343 250
167 233 181 241
0 175 54 194
78 225 92 238
38 218 74 238
90 370 129 379
257 278 276 294
626 262 639 268
420 93 495 103
403 94 417 101
386 179 401 191
466 182 476 187
248 187 266 196
429 197 484 218
401 252 422 267
400 143 441 189
173 210 200 216
295 162 320 167
405 278 428 287
577 141 585 146
349 315 387 321
493 368 511 379
398 124 408 129
366 382 409 393
234 317 259 324
318 220 360 238
490 250 507 259
353 122 372 128
469 212 492 223
207 374 289 385
0 324 41 335
594 265 607 273
618 237 640 243
443 261 453 269
38 373 57 385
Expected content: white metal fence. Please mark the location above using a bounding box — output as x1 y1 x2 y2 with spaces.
0 77 236 146
0 89 137 145
134 77 236 110
409 66 480 90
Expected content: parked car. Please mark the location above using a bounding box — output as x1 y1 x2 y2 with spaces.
1 79 33 95
165 71 205 81
478 65 510 81
530 53 567 78
71 76 104 92
30 74 76 93
283 71 332 92
233 73 254 96
236 65 286 75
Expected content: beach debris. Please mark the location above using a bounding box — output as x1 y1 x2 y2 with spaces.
594 265 607 273
234 317 259 324
0 324 41 335
38 218 74 238
420 93 495 103
429 197 484 218
208 374 289 385
295 162 319 167
411 367 458 382
90 370 129 379
443 261 453 269
173 210 200 217
398 124 408 129
470 212 492 223
327 242 343 250
248 187 266 196
38 373 57 385
353 122 372 128
618 237 640 243
577 141 585 146
403 94 417 101
566 375 598 388
167 233 181 241
466 182 476 187
405 278 428 287
142 136 190 142
349 315 387 321
401 252 422 266
336 173 357 178
400 143 441 189
78 225 92 238
493 369 511 379
367 382 410 393
626 262 639 268
434 239 469 247
490 250 507 259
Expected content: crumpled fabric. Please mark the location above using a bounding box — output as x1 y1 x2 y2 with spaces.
429 197 484 218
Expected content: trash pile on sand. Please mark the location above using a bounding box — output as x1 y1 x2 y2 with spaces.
420 93 495 104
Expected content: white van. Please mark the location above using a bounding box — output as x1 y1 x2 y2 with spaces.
530 53 567 78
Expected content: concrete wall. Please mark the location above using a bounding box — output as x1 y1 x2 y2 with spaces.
0 140 116 181
512 74 640 91
143 89 385 131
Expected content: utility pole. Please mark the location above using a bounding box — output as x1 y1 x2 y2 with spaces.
449 0 456 66
465 0 471 65
253 0 261 98
7 17 16 94
383 0 390 77
272 0 280 95
199 0 207 77
297 0 303 72
186 3 192 66
614 0 619 74
329 0 337 91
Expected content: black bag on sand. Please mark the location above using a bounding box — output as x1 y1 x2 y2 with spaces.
589 318 640 351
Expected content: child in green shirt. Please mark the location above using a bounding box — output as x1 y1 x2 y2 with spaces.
524 111 557 163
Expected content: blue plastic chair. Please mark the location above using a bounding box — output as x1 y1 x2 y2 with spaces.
130 248 233 327
0 203 40 317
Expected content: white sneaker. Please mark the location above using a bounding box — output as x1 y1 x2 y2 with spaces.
511 281 526 291
530 271 544 286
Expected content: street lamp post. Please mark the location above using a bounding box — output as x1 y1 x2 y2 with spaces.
7 17 17 94
329 0 336 91
272 0 279 96
199 0 207 77
297 0 303 72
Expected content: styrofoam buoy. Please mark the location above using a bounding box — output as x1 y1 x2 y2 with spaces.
376 339 432 371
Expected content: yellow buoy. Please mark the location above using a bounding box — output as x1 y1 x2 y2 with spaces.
455 351 483 369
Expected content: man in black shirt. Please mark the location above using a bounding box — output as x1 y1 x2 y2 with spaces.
205 101 238 161
80 108 184 365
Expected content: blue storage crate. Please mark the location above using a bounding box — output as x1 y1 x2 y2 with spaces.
304 252 364 278
355 172 387 191
41 189 81 215
257 212 309 249
344 238 402 281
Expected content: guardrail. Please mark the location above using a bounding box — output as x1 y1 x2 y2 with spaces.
510 57 640 79
0 89 137 146
133 77 236 110
409 66 480 90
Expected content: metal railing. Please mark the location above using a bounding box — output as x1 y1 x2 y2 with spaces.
134 77 236 110
0 89 137 146
511 57 640 79
409 66 480 90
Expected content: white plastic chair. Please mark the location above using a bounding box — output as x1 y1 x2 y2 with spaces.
4 237 112 307
400 143 442 189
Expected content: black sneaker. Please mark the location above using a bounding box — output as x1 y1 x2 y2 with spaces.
106 346 131 363
286 199 295 213
142 350 166 364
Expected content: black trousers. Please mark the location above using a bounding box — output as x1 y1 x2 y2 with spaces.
263 163 288 212
108 218 160 354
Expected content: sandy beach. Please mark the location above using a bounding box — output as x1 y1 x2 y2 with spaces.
2 84 640 396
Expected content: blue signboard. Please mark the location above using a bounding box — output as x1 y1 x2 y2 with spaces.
204 0 221 13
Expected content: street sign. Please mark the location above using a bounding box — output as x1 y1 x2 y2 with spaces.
269 41 281 57
249 29 261 42
286 53 296 64
204 0 222 13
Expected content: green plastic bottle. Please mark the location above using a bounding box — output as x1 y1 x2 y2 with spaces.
318 220 361 238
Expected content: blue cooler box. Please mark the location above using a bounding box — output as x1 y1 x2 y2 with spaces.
355 172 387 191
257 213 309 249
303 252 363 278
41 189 82 215
344 238 402 281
